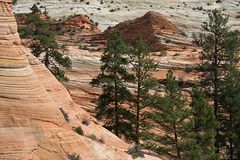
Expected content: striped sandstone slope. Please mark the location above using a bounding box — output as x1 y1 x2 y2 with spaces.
0 1 160 160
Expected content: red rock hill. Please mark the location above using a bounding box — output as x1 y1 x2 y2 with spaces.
104 11 190 51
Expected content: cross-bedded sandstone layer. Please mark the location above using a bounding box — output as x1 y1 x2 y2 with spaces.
0 1 160 159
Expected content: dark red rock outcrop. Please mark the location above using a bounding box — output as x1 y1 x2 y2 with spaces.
104 11 190 51
59 14 101 34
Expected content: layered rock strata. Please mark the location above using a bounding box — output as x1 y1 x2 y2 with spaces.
104 11 191 51
0 1 159 159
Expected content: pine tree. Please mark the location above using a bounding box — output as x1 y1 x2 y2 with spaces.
220 67 240 160
129 36 158 146
183 86 218 160
145 70 189 159
19 5 71 81
219 30 240 160
91 30 135 140
195 9 232 153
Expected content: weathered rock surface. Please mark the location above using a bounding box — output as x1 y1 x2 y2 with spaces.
104 11 191 51
0 1 160 159
60 14 101 33
13 0 240 33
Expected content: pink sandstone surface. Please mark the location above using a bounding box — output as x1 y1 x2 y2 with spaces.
0 0 160 159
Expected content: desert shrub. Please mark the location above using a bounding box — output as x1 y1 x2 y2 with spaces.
185 66 193 73
82 118 89 126
60 108 69 122
75 126 84 136
99 136 105 144
160 48 167 56
68 153 81 160
173 53 180 56
127 145 144 159
165 39 171 43
192 48 197 52
87 134 97 141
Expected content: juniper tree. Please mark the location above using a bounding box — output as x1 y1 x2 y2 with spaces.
183 86 218 160
91 30 134 140
194 9 233 153
19 4 71 81
129 36 158 146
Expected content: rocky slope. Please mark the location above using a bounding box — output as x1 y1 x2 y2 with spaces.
0 1 159 159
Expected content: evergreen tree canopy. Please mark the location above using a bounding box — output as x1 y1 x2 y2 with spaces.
129 35 158 145
219 30 240 160
183 86 218 160
145 70 189 159
91 30 135 140
220 66 240 160
194 9 240 154
19 5 71 81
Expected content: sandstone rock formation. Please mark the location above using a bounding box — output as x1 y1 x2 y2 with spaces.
15 12 101 46
104 11 191 51
55 14 101 45
0 1 159 159
60 14 101 34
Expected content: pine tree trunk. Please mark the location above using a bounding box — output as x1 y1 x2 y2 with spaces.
136 79 140 145
45 52 50 68
173 122 180 159
229 112 233 160
135 53 141 145
213 36 220 153
114 76 119 137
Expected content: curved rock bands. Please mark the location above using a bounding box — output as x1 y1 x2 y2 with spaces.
0 0 160 159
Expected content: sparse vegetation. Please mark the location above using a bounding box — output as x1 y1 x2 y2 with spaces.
67 153 81 160
192 48 197 52
127 145 144 159
82 118 89 126
60 108 69 122
19 4 71 82
75 126 84 136
12 0 17 5
87 134 97 141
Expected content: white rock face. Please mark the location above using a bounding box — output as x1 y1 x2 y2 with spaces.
14 0 240 33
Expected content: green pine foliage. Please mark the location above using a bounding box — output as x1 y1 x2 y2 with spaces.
198 9 229 116
129 36 158 146
91 30 135 140
219 30 240 160
19 4 71 82
183 86 218 160
194 9 239 154
145 70 189 159
220 67 240 160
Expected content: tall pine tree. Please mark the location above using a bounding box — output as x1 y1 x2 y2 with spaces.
146 70 189 159
194 9 231 153
219 30 240 160
129 36 158 146
91 30 134 140
183 86 218 160
220 67 240 160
